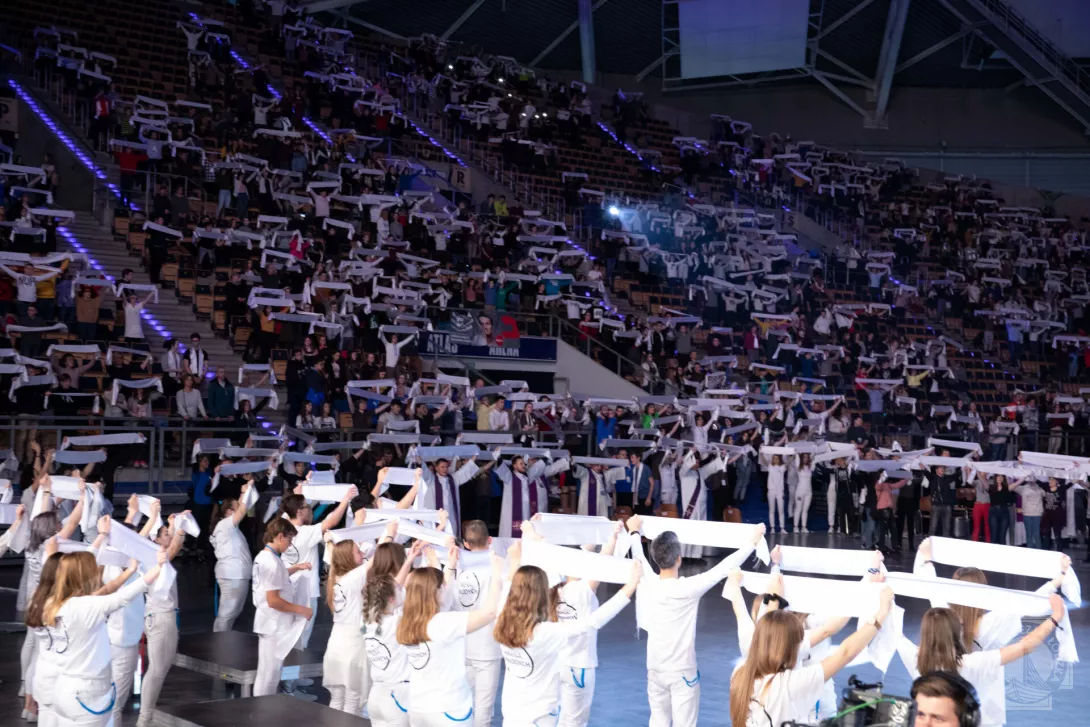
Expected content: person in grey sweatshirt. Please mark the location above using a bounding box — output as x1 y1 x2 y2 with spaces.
1014 479 1044 549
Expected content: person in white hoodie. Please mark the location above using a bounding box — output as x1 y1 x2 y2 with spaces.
454 520 503 727
624 514 764 727
493 541 640 727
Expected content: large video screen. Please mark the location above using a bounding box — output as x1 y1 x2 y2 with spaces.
678 0 810 79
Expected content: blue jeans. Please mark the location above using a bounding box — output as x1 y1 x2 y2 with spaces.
216 189 231 216
1024 515 1042 548
989 505 1010 545
862 509 877 548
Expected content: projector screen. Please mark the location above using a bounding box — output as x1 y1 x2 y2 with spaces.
678 0 810 80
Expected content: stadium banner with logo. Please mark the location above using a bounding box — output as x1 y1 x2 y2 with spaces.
420 330 558 362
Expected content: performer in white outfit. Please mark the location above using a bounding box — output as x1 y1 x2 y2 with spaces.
46 548 165 727
109 505 149 725
730 587 894 727
792 453 814 533
455 521 504 727
556 522 624 727
675 449 727 559
137 504 188 727
760 450 788 534
496 454 568 538
362 539 420 726
324 538 372 714
209 484 255 632
625 514 762 727
494 542 640 727
280 487 356 669
252 518 314 697
397 556 504 727
657 452 679 510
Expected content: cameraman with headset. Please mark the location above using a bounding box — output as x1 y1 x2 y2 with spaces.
911 672 981 727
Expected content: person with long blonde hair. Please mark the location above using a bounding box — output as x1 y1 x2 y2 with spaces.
729 586 894 727
397 554 504 726
493 542 640 727
44 545 165 726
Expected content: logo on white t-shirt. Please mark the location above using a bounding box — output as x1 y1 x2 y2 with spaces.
45 620 69 654
333 583 347 612
283 543 301 565
501 646 535 678
556 601 577 621
457 572 481 608
406 642 431 670
365 637 392 671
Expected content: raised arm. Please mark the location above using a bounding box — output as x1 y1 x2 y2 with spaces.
997 594 1066 666
319 486 358 532
819 587 894 681
58 481 87 540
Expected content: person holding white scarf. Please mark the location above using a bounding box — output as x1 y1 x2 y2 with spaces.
455 521 503 727
760 451 788 534
136 505 188 727
792 453 814 533
397 556 504 727
625 515 763 727
730 585 894 727
493 542 640 727
208 485 254 632
46 549 166 727
554 522 625 727
896 593 1067 727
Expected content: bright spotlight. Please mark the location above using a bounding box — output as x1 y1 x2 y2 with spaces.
498 77 505 83
608 206 620 217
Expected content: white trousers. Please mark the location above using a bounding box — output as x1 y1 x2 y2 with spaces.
22 629 37 689
647 669 700 727
329 684 363 715
53 676 116 727
558 666 596 727
137 611 178 727
409 707 475 727
254 635 284 697
794 490 813 530
367 681 411 727
110 643 140 726
214 578 249 632
37 705 59 727
465 658 502 727
768 487 786 530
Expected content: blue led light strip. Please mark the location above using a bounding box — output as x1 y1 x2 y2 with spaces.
596 121 661 173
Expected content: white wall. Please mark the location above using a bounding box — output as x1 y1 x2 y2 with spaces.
552 340 648 398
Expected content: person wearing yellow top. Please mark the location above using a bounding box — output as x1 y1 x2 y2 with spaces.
35 257 70 320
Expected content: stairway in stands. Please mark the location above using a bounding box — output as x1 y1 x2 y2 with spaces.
60 216 252 388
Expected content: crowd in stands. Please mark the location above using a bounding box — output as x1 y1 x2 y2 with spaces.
0 3 1089 561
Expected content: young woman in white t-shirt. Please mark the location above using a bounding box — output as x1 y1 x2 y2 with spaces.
137 504 188 727
361 539 420 726
898 596 1066 727
209 484 255 632
397 556 504 727
44 548 165 726
554 522 624 727
494 544 640 727
729 587 894 727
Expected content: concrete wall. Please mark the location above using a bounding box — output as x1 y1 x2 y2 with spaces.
12 97 96 211
553 339 648 398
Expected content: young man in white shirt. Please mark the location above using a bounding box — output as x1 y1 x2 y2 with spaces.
456 520 502 727
279 487 356 695
625 514 764 727
252 518 313 697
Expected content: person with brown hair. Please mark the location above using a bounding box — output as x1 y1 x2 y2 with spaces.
321 520 402 716
898 594 1067 727
397 554 504 726
362 538 425 727
208 482 254 632
252 517 313 698
729 586 894 727
44 545 165 726
493 541 640 727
